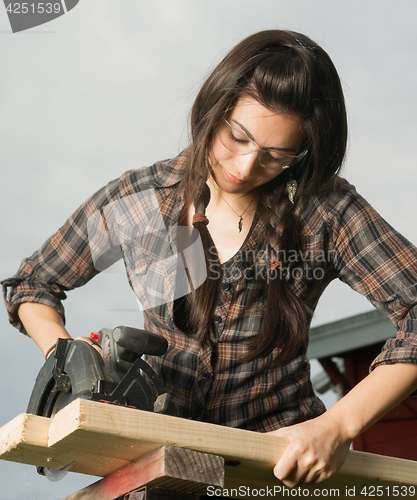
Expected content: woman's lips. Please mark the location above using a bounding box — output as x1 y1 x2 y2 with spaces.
224 169 247 185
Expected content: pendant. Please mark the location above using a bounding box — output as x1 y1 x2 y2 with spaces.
238 216 243 232
286 178 297 204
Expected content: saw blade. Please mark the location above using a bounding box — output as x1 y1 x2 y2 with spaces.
39 461 74 482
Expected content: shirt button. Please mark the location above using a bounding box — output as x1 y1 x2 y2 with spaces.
201 370 211 380
214 315 222 323
222 282 231 291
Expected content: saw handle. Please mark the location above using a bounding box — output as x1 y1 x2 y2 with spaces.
112 326 168 356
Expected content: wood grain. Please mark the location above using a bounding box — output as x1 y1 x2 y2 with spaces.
61 446 224 500
1 398 417 499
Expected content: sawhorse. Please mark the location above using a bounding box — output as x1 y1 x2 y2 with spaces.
124 487 200 500
62 446 225 500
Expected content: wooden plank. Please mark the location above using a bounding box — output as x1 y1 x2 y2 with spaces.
123 486 201 500
0 411 129 476
0 413 78 471
126 488 200 500
61 446 224 500
49 400 417 483
1 398 417 498
48 399 288 465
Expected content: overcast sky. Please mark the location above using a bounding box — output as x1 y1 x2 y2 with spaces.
1 1 417 498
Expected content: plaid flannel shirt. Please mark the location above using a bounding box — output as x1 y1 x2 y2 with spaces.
3 149 417 432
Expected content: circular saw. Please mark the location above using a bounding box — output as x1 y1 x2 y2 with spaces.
26 326 175 478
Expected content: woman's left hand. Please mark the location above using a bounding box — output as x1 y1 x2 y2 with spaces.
268 411 352 487
269 362 417 487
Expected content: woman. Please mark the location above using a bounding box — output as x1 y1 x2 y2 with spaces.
2 30 417 487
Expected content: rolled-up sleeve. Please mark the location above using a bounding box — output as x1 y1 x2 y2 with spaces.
1 173 127 334
323 179 417 371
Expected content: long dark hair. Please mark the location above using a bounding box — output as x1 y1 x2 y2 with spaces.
178 30 347 363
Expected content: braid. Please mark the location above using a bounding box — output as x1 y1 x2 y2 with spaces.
179 172 221 346
242 180 311 365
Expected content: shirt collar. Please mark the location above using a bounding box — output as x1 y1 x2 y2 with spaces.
151 147 191 188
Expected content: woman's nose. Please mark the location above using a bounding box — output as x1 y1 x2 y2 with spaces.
234 151 259 177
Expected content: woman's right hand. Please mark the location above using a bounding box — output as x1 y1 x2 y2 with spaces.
45 336 103 360
73 336 103 356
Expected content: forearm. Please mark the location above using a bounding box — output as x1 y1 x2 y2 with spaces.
17 302 71 356
326 361 417 441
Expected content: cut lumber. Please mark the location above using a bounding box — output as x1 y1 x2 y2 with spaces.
61 446 224 500
47 399 288 465
0 411 129 476
1 398 417 499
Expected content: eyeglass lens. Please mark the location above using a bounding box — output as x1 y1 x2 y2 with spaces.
219 120 304 170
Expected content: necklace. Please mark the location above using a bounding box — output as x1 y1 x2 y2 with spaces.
221 195 256 232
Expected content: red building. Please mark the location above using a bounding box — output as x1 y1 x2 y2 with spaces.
309 309 417 461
